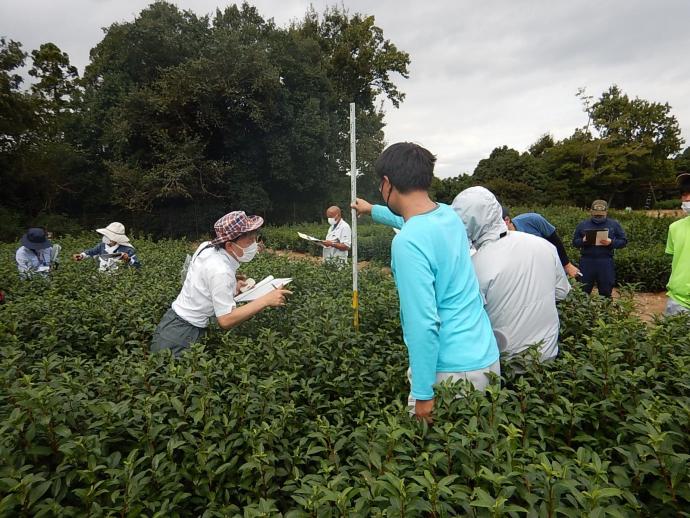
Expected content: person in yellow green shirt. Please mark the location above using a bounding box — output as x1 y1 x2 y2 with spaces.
665 172 690 315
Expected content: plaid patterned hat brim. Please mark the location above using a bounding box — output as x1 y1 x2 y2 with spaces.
211 213 264 246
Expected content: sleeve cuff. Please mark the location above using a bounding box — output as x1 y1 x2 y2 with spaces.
411 389 434 400
214 302 236 318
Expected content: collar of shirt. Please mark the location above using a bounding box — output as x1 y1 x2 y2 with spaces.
218 247 240 270
20 246 50 265
193 241 237 266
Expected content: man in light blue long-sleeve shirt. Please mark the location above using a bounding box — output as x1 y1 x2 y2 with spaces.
352 142 499 421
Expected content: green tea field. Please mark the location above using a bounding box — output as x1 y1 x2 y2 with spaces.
1 236 689 517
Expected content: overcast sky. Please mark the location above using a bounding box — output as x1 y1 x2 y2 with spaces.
2 0 689 177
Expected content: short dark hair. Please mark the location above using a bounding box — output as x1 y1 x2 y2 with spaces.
678 172 690 195
374 142 436 194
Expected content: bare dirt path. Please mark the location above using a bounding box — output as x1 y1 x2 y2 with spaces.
612 289 667 322
643 209 685 218
268 249 322 264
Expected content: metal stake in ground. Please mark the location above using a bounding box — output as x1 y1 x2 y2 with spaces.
349 102 359 332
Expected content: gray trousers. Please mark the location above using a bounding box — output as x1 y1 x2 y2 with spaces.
665 297 689 316
151 308 206 357
407 359 501 413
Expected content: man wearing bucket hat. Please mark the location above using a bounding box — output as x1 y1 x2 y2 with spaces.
664 172 690 315
572 200 627 297
151 211 292 357
72 222 141 271
16 227 61 278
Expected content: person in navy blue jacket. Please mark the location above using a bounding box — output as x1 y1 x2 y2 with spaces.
72 222 141 271
572 200 627 297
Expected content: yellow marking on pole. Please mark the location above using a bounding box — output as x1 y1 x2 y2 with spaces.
352 290 359 332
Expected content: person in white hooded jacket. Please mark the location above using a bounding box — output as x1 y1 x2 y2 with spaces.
451 187 571 363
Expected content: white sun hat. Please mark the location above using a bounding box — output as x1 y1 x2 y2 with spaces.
96 222 132 246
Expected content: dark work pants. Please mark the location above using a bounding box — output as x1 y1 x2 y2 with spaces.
579 256 615 297
151 308 206 357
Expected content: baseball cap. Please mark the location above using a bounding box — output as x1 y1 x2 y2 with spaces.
591 200 608 215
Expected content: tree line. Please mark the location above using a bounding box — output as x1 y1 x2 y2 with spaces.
432 87 689 208
0 1 409 238
1 1 688 239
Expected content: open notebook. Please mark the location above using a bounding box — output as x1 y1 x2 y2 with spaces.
234 275 292 303
298 232 326 246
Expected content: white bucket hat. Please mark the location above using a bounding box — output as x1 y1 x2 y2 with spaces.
96 222 132 246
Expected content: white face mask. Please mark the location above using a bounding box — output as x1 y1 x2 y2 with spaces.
102 235 118 252
682 201 690 214
328 217 337 226
235 241 258 263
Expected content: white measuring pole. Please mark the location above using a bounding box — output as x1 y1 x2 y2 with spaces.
349 102 359 331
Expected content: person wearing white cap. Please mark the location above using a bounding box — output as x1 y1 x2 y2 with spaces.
72 222 141 271
151 211 292 357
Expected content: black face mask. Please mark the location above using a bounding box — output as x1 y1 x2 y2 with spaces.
591 215 606 223
381 180 402 217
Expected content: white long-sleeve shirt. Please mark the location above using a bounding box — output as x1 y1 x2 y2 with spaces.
452 187 570 361
472 232 570 360
322 219 352 262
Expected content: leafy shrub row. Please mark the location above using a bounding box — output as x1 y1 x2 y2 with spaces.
262 208 679 290
1 238 689 516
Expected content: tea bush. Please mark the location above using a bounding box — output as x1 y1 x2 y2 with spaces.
1 237 689 517
263 208 678 290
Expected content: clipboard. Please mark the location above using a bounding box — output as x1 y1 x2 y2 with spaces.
234 275 293 303
583 229 609 246
297 232 327 247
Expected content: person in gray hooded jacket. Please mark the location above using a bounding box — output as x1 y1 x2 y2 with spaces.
452 187 571 364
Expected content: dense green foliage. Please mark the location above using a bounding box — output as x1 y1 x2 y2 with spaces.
0 1 408 234
261 208 678 291
1 237 689 516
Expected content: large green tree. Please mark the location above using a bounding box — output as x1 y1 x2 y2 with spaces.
1 39 91 217
29 43 78 111
0 38 33 150
72 1 409 233
552 86 683 205
0 38 34 224
296 7 409 207
472 145 555 205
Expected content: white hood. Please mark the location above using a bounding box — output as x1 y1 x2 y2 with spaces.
451 186 508 250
